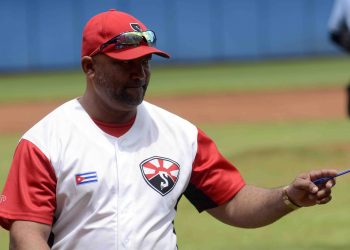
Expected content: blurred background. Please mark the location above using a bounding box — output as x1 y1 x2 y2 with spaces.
0 0 342 71
1 0 350 249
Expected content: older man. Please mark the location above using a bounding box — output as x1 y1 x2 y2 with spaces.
0 9 336 250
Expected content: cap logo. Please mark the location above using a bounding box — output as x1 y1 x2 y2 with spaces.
130 23 142 32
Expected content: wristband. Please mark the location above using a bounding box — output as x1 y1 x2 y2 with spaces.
282 186 301 210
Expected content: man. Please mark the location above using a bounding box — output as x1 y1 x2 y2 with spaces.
0 9 337 250
328 0 350 116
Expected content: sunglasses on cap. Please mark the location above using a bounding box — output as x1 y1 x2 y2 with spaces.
89 30 157 57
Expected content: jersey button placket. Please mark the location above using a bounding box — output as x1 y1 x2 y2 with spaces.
116 140 133 250
114 140 120 249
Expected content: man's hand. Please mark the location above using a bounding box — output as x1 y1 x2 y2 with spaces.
285 169 338 207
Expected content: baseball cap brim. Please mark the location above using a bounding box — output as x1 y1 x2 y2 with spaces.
103 45 170 61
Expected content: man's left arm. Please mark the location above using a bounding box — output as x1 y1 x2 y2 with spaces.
207 169 337 228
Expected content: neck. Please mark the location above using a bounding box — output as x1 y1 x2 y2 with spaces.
78 94 137 124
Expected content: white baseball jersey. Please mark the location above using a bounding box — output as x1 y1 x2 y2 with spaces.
0 99 245 250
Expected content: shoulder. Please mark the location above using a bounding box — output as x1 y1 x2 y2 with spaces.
139 101 199 146
141 101 196 128
24 99 82 133
22 99 82 153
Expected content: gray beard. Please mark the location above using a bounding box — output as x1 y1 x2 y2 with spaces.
118 86 146 106
94 73 146 107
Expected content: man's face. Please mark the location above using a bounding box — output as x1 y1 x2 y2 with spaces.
92 54 152 112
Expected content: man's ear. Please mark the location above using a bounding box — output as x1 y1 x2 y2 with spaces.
81 56 95 77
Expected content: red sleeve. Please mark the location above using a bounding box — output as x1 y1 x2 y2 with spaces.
0 139 57 230
184 129 245 212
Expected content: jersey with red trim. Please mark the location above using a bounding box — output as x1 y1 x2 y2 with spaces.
0 99 245 250
92 116 136 137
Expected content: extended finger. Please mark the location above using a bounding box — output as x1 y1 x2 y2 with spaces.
310 169 338 181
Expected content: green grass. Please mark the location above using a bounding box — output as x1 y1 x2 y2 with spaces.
0 71 85 102
0 56 349 102
0 134 20 189
201 119 350 157
1 119 350 249
151 56 350 95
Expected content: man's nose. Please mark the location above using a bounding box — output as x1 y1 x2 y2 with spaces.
131 62 147 80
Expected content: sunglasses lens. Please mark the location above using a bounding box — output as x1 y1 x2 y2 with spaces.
142 31 156 46
118 31 156 47
118 33 143 45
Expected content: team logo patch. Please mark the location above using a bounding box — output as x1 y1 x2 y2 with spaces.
75 171 98 185
130 23 142 32
140 156 180 196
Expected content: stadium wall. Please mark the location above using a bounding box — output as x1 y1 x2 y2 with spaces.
0 0 340 71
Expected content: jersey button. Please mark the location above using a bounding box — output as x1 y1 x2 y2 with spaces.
123 238 130 247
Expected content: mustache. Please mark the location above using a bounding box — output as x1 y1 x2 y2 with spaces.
127 80 147 88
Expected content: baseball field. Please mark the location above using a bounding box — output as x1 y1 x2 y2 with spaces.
1 56 350 249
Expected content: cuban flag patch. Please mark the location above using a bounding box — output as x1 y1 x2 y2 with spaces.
75 171 98 185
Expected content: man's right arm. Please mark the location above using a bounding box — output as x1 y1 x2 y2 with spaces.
10 221 51 250
0 139 57 248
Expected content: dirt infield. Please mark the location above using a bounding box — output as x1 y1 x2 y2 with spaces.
0 87 347 134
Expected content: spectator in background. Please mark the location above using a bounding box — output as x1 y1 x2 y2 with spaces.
328 0 350 116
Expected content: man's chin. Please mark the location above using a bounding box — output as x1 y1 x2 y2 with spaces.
119 95 145 108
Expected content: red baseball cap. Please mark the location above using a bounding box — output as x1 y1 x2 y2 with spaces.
81 9 170 60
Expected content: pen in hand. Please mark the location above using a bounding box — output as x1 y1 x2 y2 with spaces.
313 169 350 185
